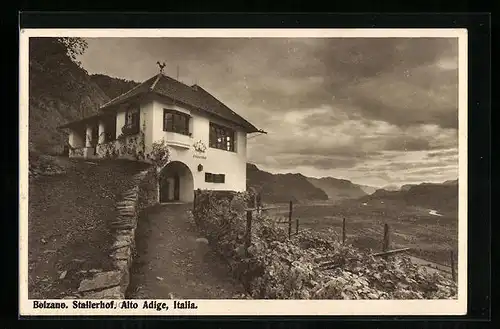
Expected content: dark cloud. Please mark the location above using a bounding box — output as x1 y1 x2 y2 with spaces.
317 38 457 83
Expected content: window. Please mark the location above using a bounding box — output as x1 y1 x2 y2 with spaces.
164 109 191 135
209 122 235 152
124 105 140 135
205 173 225 183
214 174 225 183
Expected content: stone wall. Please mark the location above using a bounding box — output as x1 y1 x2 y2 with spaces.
75 169 157 299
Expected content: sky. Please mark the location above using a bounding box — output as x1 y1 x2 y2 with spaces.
77 37 459 188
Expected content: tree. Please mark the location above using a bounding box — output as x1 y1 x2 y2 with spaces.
29 37 88 69
57 37 88 67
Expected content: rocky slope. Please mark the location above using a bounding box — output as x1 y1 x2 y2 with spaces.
29 38 109 154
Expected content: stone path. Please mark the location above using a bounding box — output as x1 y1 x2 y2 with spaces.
127 203 246 299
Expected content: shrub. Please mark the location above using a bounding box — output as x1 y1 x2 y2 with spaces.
192 190 457 300
146 140 170 177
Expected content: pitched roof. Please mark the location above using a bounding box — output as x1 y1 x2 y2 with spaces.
100 73 262 133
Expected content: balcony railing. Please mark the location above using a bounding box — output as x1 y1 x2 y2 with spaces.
163 131 192 149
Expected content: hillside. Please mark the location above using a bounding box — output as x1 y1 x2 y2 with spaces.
90 74 140 100
307 177 368 202
29 38 110 154
357 179 458 214
29 157 151 298
246 163 328 203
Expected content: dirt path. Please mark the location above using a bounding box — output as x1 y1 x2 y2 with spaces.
127 203 246 299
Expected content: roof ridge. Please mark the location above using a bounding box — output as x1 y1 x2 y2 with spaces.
99 74 158 109
149 73 163 91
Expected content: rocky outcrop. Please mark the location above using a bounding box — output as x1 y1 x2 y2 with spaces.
74 169 157 299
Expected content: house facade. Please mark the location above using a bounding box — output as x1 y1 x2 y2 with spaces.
59 72 264 203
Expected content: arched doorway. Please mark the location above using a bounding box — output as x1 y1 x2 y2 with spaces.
159 161 194 203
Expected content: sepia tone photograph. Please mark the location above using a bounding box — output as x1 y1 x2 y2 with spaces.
20 29 467 315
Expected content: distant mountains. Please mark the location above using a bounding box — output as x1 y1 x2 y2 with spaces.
247 163 380 204
307 177 367 202
246 163 458 213
359 185 378 195
358 179 458 214
246 163 329 203
382 184 401 191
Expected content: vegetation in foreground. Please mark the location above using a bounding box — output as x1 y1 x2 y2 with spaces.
192 191 457 300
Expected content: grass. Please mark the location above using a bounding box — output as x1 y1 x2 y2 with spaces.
28 156 151 298
263 200 458 269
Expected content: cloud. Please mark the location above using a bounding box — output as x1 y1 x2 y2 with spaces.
426 148 458 158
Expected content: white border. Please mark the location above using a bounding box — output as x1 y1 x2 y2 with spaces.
19 28 468 316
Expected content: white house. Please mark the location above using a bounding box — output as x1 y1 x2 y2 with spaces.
59 71 265 203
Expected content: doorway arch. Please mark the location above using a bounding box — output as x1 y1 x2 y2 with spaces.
159 161 194 203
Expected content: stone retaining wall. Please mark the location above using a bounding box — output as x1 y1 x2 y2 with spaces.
75 169 157 299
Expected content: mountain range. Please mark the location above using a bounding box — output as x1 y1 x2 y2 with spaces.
307 176 368 202
246 163 329 203
357 179 458 214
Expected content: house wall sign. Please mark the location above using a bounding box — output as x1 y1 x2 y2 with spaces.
193 140 207 159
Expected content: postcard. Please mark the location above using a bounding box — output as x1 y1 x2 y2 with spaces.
19 28 467 316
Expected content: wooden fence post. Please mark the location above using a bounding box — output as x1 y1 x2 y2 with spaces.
382 223 391 252
450 250 456 282
245 210 253 256
342 218 346 244
296 217 299 234
288 201 293 238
